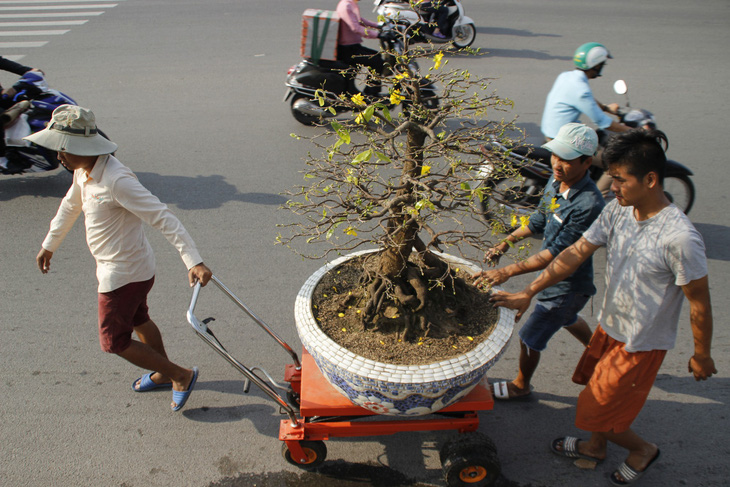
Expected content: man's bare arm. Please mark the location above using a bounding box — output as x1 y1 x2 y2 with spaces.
682 275 717 381
490 237 600 320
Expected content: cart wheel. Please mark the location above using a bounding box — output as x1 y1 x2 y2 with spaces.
441 433 500 487
286 386 301 411
281 440 327 470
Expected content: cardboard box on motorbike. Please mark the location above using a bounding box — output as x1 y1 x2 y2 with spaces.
301 9 340 63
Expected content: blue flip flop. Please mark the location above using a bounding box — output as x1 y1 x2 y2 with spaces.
171 367 199 411
132 372 172 392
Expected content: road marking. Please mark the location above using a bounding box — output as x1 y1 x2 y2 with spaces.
0 1 120 61
0 5 118 11
0 29 69 35
0 0 124 3
0 41 47 47
0 12 104 17
0 20 88 26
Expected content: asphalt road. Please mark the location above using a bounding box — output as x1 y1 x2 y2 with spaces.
1 0 729 486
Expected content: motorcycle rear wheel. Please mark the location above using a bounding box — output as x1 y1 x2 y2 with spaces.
453 23 476 49
663 174 695 215
290 94 320 126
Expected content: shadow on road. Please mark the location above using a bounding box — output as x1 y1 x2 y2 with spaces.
0 170 71 201
479 48 571 62
207 461 542 487
476 26 560 39
135 172 288 210
693 222 730 261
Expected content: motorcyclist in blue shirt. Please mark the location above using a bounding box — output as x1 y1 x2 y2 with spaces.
541 43 630 196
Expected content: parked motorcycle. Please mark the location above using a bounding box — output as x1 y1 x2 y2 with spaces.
1 71 79 174
477 80 695 216
373 0 476 48
284 23 438 126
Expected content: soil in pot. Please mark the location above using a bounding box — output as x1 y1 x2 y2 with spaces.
312 253 499 366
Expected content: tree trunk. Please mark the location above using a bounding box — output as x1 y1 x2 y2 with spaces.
377 124 427 279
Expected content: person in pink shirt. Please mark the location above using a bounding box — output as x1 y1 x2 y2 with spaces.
336 0 383 96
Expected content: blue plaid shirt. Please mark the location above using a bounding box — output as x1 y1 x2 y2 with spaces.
527 171 605 300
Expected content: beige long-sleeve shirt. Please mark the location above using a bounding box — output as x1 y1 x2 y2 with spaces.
42 154 202 293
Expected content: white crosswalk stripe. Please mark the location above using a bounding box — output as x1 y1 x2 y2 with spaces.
0 0 124 62
0 20 88 26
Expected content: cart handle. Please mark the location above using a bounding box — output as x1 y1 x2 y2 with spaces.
186 275 301 427
189 275 301 369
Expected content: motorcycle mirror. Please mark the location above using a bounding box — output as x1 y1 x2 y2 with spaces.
613 80 628 95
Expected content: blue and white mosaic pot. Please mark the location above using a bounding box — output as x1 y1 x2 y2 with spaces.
295 250 515 417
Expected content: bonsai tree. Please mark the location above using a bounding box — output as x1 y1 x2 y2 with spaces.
279 40 531 344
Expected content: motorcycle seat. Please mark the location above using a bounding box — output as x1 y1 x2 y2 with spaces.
511 145 552 164
306 58 350 71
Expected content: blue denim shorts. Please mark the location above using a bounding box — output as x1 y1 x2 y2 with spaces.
518 292 591 352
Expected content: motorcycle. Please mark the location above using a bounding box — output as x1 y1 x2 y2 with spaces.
477 80 696 216
284 22 438 126
1 71 79 174
373 0 476 49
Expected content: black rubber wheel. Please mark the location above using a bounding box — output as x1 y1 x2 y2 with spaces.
281 440 327 470
440 433 500 487
453 23 476 49
663 174 695 215
290 94 319 126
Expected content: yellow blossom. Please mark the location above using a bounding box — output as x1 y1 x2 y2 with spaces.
421 165 431 176
341 327 347 332
548 197 560 212
390 90 406 106
520 215 530 229
338 313 345 318
345 226 358 236
351 93 366 106
355 112 365 125
433 51 444 70
394 72 410 81
511 214 518 228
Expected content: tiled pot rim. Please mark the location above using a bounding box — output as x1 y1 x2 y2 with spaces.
295 249 515 382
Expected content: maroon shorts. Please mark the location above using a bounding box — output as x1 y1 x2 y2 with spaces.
97 277 155 353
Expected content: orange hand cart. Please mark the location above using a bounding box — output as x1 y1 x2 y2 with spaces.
188 277 502 487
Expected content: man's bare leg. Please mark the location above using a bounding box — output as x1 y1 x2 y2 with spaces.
566 316 593 346
585 429 659 482
118 336 194 395
131 320 172 388
506 340 539 397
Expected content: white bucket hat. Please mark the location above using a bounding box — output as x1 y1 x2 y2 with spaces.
24 104 117 156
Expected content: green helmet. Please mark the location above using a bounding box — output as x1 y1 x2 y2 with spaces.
573 42 612 70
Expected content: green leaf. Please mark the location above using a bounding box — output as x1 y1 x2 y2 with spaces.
382 106 392 122
415 199 435 211
363 105 375 122
352 149 373 164
375 151 391 163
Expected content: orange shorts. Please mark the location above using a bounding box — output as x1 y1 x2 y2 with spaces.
572 325 666 433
